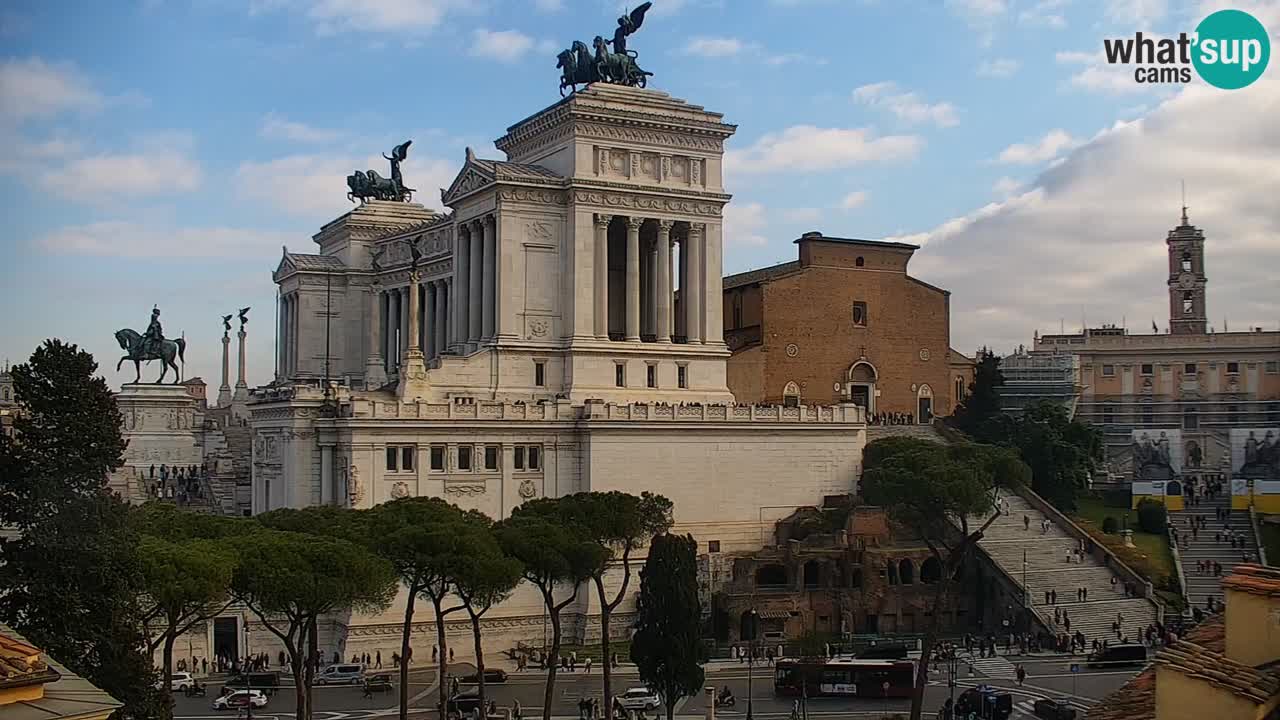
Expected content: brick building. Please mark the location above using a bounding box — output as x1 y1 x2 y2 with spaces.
722 232 973 421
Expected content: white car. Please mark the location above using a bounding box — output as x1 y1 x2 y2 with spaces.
157 672 195 691
615 688 661 712
212 690 268 711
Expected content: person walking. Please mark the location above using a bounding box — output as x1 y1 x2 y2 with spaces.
1016 664 1026 686
1024 515 1031 531
585 657 593 674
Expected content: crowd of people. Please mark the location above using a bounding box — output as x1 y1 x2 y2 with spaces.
144 462 207 504
868 412 917 426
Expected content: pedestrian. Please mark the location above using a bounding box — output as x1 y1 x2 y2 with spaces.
1024 515 1030 531
1111 576 1119 592
1044 590 1051 605
1016 664 1026 685
376 650 382 668
433 646 438 663
1064 615 1071 634
585 657 593 674
450 647 455 662
202 657 208 675
1082 587 1088 601
1055 607 1061 624
362 680 374 699
513 699 522 720
1051 589 1057 605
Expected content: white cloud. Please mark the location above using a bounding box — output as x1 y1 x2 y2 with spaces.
38 133 202 197
946 0 1008 19
1054 50 1098 64
886 74 1280 354
236 151 455 219
764 52 827 66
995 129 1078 164
1104 0 1166 25
853 82 960 128
977 58 1020 77
992 176 1023 197
251 0 466 35
723 202 769 247
839 191 868 210
1019 0 1068 27
259 112 343 144
682 36 751 58
0 57 101 123
725 125 922 175
39 221 294 258
469 28 537 62
781 207 823 223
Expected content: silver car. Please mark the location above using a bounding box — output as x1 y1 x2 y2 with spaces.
315 664 365 685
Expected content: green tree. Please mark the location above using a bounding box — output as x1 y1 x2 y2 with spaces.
979 400 1102 512
949 348 1004 434
630 533 704 720
498 509 605 720
231 527 397 720
452 513 522 716
365 497 471 720
0 341 163 720
512 492 674 718
860 437 1029 720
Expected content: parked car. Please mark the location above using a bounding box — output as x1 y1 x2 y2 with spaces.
1033 697 1078 720
157 672 196 692
446 689 482 717
212 690 268 711
1087 643 1147 669
955 686 1013 720
615 688 661 712
315 664 365 685
364 674 394 693
458 668 508 684
225 672 281 695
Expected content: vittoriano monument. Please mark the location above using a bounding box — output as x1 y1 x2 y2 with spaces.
346 140 415 203
557 2 654 96
115 306 187 384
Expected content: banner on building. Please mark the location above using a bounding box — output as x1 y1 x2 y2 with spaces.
1228 428 1280 480
1130 429 1182 480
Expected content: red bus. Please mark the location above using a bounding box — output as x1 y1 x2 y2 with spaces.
774 657 916 699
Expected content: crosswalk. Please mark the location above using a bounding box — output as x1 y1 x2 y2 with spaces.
958 652 1017 681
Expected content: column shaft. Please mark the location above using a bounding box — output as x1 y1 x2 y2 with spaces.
656 221 672 342
468 220 483 343
400 287 410 361
685 229 703 343
406 279 420 356
383 291 394 372
236 330 247 387
481 216 496 340
625 217 642 341
455 226 470 350
320 445 333 505
593 214 611 339
369 287 383 363
425 282 437 359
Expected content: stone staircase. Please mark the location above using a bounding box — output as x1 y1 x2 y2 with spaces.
974 492 1160 645
1170 494 1259 610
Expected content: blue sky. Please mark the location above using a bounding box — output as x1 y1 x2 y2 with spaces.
2 0 1278 389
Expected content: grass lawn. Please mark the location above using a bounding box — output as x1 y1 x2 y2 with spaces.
1262 518 1280 567
1071 495 1177 587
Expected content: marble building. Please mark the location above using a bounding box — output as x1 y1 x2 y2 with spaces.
245 84 868 660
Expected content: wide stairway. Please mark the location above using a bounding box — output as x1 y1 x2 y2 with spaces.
1171 494 1260 611
975 492 1160 645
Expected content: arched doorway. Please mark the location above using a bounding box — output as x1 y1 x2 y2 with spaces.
848 361 877 413
783 381 801 407
920 557 941 584
899 559 915 585
803 560 822 588
917 384 933 424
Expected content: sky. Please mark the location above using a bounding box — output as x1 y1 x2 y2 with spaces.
1 0 1278 392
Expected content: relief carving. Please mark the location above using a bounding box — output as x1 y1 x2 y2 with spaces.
518 478 538 499
347 465 365 506
390 481 410 499
528 318 550 338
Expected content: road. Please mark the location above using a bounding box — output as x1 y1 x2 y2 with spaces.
173 655 1139 719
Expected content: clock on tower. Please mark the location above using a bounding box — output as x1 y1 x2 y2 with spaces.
1166 205 1207 336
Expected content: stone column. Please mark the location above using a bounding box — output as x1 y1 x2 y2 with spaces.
389 288 401 373
399 272 430 403
656 220 673 342
400 286 410 362
218 332 232 406
320 444 334 505
594 214 612 339
643 236 655 338
685 226 704 344
625 216 642 342
447 275 457 348
455 224 471 351
437 279 450 356
275 296 285 379
481 215 496 341
290 294 300 375
468 219 483 344
281 295 290 376
382 290 394 373
406 282 420 362
424 281 437 360
366 284 387 387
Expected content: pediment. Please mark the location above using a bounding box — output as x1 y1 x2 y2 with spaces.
441 163 495 206
273 247 296 280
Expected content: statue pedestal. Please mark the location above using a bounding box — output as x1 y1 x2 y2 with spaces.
397 350 429 403
111 384 203 504
1122 529 1135 548
365 355 388 390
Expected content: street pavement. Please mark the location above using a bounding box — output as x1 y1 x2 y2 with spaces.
173 654 1139 719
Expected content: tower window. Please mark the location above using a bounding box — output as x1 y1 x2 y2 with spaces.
646 364 657 388
852 302 868 327
1182 292 1194 315
534 361 546 387
615 363 626 388
1181 251 1192 272
855 256 865 267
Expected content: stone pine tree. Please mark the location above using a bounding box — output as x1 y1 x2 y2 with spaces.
977 400 1103 512
630 533 705 720
860 437 1029 720
949 347 1004 435
0 340 164 720
231 526 397 720
498 509 605 720
452 513 522 718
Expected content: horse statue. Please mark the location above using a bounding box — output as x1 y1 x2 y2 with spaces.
346 141 414 203
115 328 186 384
555 3 652 94
593 35 651 88
558 40 599 96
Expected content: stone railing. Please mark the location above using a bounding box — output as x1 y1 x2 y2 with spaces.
344 398 865 424
1249 504 1269 567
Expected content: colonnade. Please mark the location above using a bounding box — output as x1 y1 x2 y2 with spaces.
593 214 709 344
371 277 454 376
277 292 300 378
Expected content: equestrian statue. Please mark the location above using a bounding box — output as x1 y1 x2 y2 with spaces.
557 2 653 96
347 140 415 203
115 306 187 384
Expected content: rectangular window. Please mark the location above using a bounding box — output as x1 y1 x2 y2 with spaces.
514 446 526 470
677 365 688 389
430 446 445 471
646 364 656 388
401 447 414 472
534 361 546 387
1184 363 1197 374
457 446 473 471
484 446 499 471
385 447 398 472
1141 363 1154 375
1102 364 1115 377
851 301 868 327
1226 361 1240 374
1267 361 1279 374
708 540 721 553
615 363 625 388
528 445 542 471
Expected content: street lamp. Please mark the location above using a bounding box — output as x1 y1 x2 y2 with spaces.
746 609 758 720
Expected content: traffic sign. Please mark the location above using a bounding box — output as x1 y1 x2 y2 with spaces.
1070 663 1081 673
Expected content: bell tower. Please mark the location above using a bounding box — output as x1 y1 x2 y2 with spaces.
1167 203 1207 336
